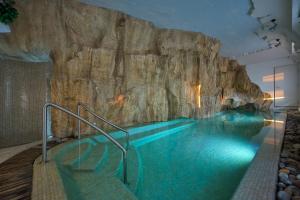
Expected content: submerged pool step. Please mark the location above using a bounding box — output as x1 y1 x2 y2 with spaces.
55 119 200 200
94 118 193 143
96 145 124 176
58 118 196 199
70 143 124 174
71 173 137 200
127 120 196 144
72 144 108 171
131 121 196 147
69 149 141 199
57 140 96 167
125 148 142 194
69 120 196 184
71 145 141 191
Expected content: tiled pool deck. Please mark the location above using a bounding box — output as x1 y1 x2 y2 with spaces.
232 112 286 200
32 112 287 200
32 157 67 200
32 143 69 200
31 140 136 200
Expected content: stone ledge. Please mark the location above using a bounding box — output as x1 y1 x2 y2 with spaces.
31 143 68 200
232 112 287 200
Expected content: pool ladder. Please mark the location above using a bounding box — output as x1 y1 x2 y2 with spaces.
42 102 129 184
77 102 129 150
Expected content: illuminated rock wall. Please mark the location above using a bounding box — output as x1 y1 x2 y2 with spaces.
0 0 267 137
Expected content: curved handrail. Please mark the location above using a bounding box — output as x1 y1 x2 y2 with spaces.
42 102 127 183
77 102 129 150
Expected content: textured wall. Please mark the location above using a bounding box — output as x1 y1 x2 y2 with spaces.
0 60 50 148
0 0 267 138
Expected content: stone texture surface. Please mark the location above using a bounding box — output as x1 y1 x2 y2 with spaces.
277 111 300 200
232 112 286 200
0 0 269 137
32 154 68 200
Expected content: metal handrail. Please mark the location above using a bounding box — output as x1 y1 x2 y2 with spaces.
77 102 129 150
42 102 127 183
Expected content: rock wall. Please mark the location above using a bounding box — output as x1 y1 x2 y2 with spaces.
0 0 269 137
218 58 267 109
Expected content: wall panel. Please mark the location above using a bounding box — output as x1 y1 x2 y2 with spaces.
0 60 50 148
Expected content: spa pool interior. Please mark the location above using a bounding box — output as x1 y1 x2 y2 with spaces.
53 111 274 200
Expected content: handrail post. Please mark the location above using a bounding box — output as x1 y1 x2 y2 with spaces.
77 104 81 140
126 131 129 151
122 151 128 184
42 104 48 163
77 102 129 150
41 103 128 184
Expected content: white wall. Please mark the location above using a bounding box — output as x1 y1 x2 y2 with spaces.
274 63 299 107
245 57 299 109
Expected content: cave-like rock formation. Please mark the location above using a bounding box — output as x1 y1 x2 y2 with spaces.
0 0 269 137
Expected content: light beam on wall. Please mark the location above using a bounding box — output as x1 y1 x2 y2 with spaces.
264 119 284 124
264 89 285 100
197 84 201 108
262 72 284 82
263 96 285 100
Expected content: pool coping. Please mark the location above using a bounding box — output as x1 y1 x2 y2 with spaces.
231 112 287 200
31 142 70 200
31 139 137 200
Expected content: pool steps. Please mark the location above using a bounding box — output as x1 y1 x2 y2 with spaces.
114 148 141 193
55 118 197 199
56 140 95 167
72 144 108 171
68 172 137 200
94 118 192 143
127 120 195 144
59 118 194 171
59 118 196 175
131 121 196 147
74 119 195 172
116 120 196 194
57 147 139 200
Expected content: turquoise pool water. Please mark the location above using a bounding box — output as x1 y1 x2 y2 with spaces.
54 111 270 200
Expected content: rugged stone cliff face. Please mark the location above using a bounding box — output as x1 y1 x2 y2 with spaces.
0 0 269 137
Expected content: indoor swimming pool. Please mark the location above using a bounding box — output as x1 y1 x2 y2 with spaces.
53 111 272 200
